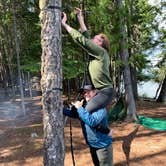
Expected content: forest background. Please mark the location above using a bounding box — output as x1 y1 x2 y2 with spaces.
0 0 165 103
0 0 166 166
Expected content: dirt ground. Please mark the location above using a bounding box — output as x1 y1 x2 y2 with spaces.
0 96 165 166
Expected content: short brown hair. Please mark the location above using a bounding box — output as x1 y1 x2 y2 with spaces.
100 33 110 52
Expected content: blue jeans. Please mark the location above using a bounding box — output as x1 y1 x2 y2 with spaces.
85 87 115 112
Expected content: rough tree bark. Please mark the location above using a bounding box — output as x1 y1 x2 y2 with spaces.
39 0 64 165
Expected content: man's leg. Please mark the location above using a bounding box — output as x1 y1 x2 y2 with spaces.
96 144 113 166
90 147 100 166
85 88 115 113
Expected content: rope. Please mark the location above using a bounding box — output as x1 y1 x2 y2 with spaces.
69 118 76 166
65 79 83 166
66 79 76 166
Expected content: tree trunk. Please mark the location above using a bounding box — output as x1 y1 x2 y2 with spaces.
39 0 64 165
126 0 138 100
13 9 26 115
117 0 138 121
131 66 138 99
157 75 166 103
28 72 33 98
4 27 16 98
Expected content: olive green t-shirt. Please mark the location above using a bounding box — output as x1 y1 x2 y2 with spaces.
69 29 112 89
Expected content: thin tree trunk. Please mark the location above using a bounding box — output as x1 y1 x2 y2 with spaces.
131 66 138 99
117 0 138 121
126 0 138 100
28 72 33 98
157 75 166 103
13 11 26 115
39 0 64 165
4 27 16 98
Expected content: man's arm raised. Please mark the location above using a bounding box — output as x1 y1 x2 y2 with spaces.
61 12 72 33
74 7 87 33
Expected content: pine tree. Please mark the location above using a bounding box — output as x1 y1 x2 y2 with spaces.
39 0 65 165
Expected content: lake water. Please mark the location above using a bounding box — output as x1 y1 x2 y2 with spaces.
138 81 159 98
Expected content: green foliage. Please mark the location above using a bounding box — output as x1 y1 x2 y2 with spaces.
108 97 127 122
62 35 85 79
151 52 166 82
21 61 41 73
137 72 153 82
0 0 164 91
137 0 160 49
1 12 12 25
129 53 150 70
63 59 84 79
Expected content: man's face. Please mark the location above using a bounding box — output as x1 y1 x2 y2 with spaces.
83 89 96 102
91 34 104 47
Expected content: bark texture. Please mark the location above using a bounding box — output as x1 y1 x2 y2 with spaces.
40 0 64 165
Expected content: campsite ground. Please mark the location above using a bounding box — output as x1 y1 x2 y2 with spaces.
0 95 165 166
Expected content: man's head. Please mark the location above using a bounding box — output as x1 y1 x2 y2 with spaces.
82 85 96 102
91 33 110 51
71 85 96 109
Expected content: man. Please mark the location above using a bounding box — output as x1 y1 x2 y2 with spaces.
62 8 115 114
64 85 113 166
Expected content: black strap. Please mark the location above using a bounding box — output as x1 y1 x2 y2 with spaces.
46 88 63 92
52 87 63 91
41 6 62 11
48 5 61 10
